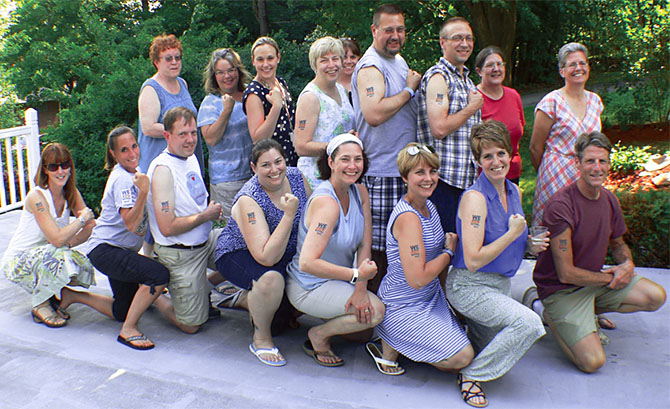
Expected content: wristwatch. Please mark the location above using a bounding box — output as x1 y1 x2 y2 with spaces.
350 268 359 284
78 216 86 226
445 248 454 258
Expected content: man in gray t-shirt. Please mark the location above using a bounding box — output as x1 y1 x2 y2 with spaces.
351 3 421 291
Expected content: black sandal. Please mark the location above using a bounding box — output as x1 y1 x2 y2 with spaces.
458 373 488 408
49 296 71 320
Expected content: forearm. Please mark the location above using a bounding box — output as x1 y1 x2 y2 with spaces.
558 266 614 287
141 121 165 139
255 214 295 266
250 106 282 143
611 241 634 266
431 105 478 140
300 256 356 282
202 112 232 146
158 213 208 238
465 231 518 272
529 144 544 170
362 91 411 126
68 222 94 247
123 195 148 233
406 252 451 289
295 140 327 157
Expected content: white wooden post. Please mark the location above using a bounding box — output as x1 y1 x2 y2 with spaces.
25 108 40 188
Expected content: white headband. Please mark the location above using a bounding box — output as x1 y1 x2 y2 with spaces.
326 134 363 157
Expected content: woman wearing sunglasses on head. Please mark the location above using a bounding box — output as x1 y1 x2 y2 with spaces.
2 143 114 328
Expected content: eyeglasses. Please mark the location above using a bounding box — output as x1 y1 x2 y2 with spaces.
407 145 435 156
563 61 588 69
162 54 182 63
447 35 474 43
484 61 505 69
45 161 72 172
215 68 237 76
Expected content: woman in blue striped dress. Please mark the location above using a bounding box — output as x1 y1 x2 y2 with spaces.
373 143 477 402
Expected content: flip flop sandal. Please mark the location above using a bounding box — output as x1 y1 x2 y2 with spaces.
597 314 616 330
217 289 244 310
32 305 67 328
117 334 155 350
215 282 241 296
458 373 488 408
365 342 405 375
248 343 286 367
302 340 344 367
49 296 71 320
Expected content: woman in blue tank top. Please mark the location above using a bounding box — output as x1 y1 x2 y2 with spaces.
446 120 549 407
286 134 384 367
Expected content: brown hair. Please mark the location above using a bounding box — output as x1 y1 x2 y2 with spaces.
373 4 403 27
251 36 280 60
251 138 286 165
35 143 78 210
439 17 471 39
316 143 369 182
475 46 504 71
575 131 612 161
202 48 251 94
149 34 182 68
164 107 196 133
340 38 361 58
470 120 512 161
397 142 440 179
105 126 136 171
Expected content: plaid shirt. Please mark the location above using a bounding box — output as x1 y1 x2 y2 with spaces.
417 58 480 189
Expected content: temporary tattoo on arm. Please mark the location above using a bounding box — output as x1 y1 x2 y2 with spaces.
436 93 444 105
410 244 420 258
365 87 375 97
315 222 327 235
35 202 45 213
298 119 306 130
559 239 568 252
471 215 481 228
160 201 170 213
247 212 256 225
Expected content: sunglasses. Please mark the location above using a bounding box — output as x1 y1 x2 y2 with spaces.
45 161 72 172
407 145 435 156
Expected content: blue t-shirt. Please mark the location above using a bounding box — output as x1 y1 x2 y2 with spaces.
197 93 253 184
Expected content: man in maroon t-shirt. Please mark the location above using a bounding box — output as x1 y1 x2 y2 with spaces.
531 131 665 373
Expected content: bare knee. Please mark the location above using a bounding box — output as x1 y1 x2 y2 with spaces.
576 351 606 373
253 270 284 296
434 344 474 372
177 323 200 334
369 296 386 327
573 336 606 373
647 284 666 311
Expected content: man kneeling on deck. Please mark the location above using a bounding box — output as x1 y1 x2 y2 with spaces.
531 131 665 373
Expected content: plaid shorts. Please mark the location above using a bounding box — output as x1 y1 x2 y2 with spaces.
361 175 405 252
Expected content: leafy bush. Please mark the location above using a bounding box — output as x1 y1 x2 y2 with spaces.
612 189 670 268
602 78 670 129
609 142 652 174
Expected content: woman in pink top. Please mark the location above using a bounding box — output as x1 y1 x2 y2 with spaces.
529 42 603 227
475 46 525 185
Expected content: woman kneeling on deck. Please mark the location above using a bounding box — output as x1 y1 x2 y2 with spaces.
286 134 383 367
372 143 476 393
445 120 548 407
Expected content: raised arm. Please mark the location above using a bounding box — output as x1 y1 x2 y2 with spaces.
394 211 454 289
152 165 222 237
357 66 419 127
119 172 150 235
459 190 526 272
27 190 94 248
529 110 555 170
245 89 283 143
298 196 376 283
232 193 299 267
201 94 236 147
138 86 165 139
293 91 326 157
426 74 482 140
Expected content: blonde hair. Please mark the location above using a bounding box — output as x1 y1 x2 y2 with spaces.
397 142 440 179
308 37 344 73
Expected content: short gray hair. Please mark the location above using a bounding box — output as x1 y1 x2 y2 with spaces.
558 42 589 69
574 131 612 161
308 36 344 73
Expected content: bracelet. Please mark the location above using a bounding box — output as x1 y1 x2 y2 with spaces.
444 248 454 258
78 216 86 226
403 86 415 98
350 268 359 284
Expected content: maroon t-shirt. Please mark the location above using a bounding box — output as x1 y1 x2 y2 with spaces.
533 182 626 299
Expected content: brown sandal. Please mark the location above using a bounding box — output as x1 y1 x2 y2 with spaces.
31 305 67 328
458 373 488 408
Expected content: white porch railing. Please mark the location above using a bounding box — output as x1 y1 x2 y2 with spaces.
0 108 41 213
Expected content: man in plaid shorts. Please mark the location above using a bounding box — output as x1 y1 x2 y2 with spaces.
417 17 482 234
351 4 421 290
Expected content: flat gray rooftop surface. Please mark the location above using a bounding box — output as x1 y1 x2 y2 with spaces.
0 209 668 409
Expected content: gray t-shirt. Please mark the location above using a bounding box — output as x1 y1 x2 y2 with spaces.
88 164 148 253
351 46 417 177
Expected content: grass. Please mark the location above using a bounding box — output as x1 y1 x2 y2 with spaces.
518 105 537 224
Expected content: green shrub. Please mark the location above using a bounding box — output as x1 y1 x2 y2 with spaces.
609 142 652 174
602 77 670 129
612 189 670 268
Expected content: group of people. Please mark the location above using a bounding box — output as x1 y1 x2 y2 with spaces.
1 3 666 408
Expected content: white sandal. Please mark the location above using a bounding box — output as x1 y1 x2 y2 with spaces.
365 342 405 375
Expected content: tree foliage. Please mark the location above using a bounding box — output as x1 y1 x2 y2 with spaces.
0 0 666 207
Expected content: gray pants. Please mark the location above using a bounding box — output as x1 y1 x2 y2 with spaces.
446 268 545 381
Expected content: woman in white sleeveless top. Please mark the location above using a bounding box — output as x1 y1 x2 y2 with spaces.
2 143 113 328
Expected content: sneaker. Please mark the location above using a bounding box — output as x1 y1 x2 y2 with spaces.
522 286 545 324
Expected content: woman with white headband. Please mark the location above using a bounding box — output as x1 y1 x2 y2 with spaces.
286 134 384 367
